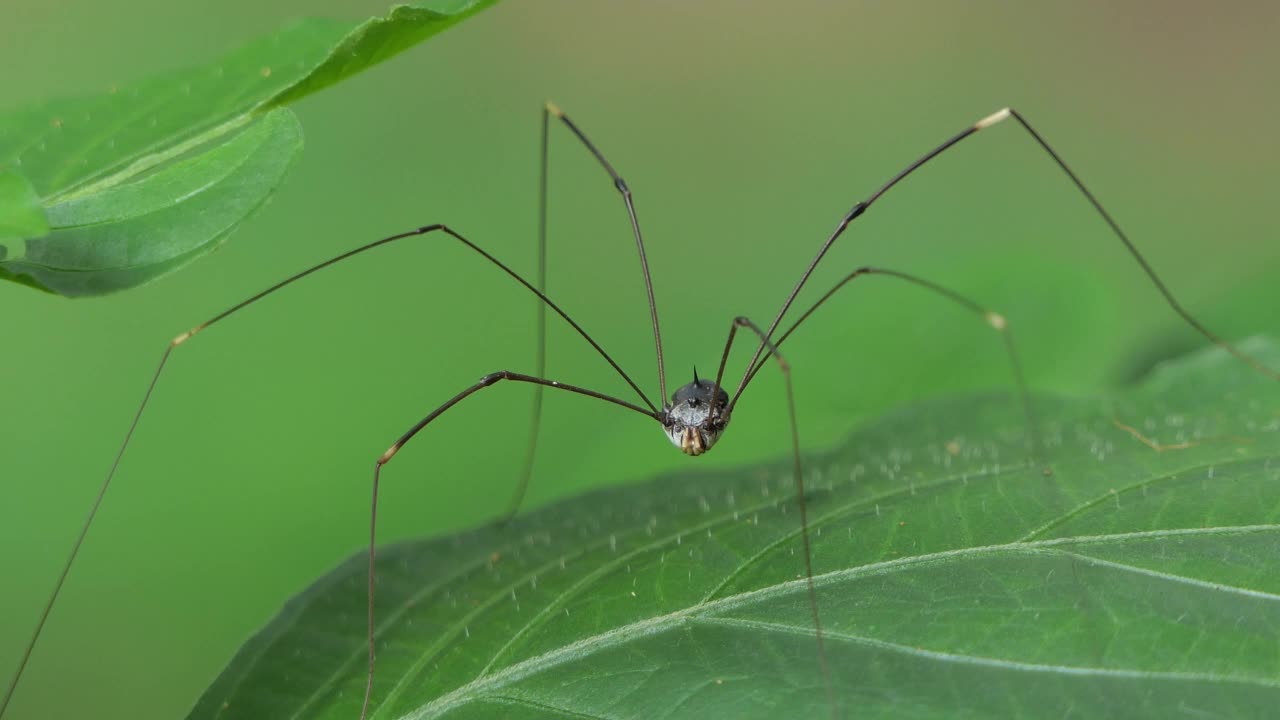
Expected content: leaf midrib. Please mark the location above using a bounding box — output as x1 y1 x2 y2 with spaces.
469 459 1049 687
401 451 1276 717
404 524 1280 719
703 616 1280 687
698 460 1037 605
46 113 256 206
375 467 864 714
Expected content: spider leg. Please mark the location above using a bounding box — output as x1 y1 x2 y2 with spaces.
0 223 652 719
741 266 1046 470
506 101 671 522
709 317 837 720
544 101 668 403
361 372 656 720
732 108 1278 407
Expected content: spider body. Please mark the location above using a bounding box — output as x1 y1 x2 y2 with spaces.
661 374 731 456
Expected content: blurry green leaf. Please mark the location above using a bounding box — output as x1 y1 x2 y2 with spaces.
1 110 302 296
0 0 499 296
190 339 1280 719
0 171 47 240
0 171 51 292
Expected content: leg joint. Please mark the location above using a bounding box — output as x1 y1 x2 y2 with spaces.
974 107 1013 130
377 444 400 465
844 201 869 224
480 371 509 386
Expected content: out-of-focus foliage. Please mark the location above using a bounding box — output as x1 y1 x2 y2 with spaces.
0 0 497 296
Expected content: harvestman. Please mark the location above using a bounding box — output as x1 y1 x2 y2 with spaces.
3 104 1277 720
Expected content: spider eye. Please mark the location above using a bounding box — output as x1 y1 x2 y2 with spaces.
687 397 698 407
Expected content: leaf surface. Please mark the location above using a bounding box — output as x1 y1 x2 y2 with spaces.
0 0 498 296
191 339 1280 719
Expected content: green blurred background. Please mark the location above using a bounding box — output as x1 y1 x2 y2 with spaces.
2 2 1278 718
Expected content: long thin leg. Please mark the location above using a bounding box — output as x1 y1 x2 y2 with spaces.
0 223 653 719
503 109 555 522
545 101 668 403
1004 109 1277 382
360 372 657 720
506 100 672 521
743 266 1045 468
732 107 1278 407
0 348 173 720
708 318 836 720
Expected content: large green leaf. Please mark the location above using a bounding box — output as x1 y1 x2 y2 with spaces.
0 0 498 297
190 339 1280 719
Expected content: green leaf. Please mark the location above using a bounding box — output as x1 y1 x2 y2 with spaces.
0 0 499 296
189 339 1280 719
0 171 50 292
1 109 302 296
0 171 47 240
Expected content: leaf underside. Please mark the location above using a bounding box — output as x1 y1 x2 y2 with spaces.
0 0 498 296
191 339 1280 720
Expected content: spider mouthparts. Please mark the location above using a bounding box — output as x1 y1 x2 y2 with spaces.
680 427 707 456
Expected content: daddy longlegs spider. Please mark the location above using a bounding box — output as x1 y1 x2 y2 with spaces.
3 103 1277 720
